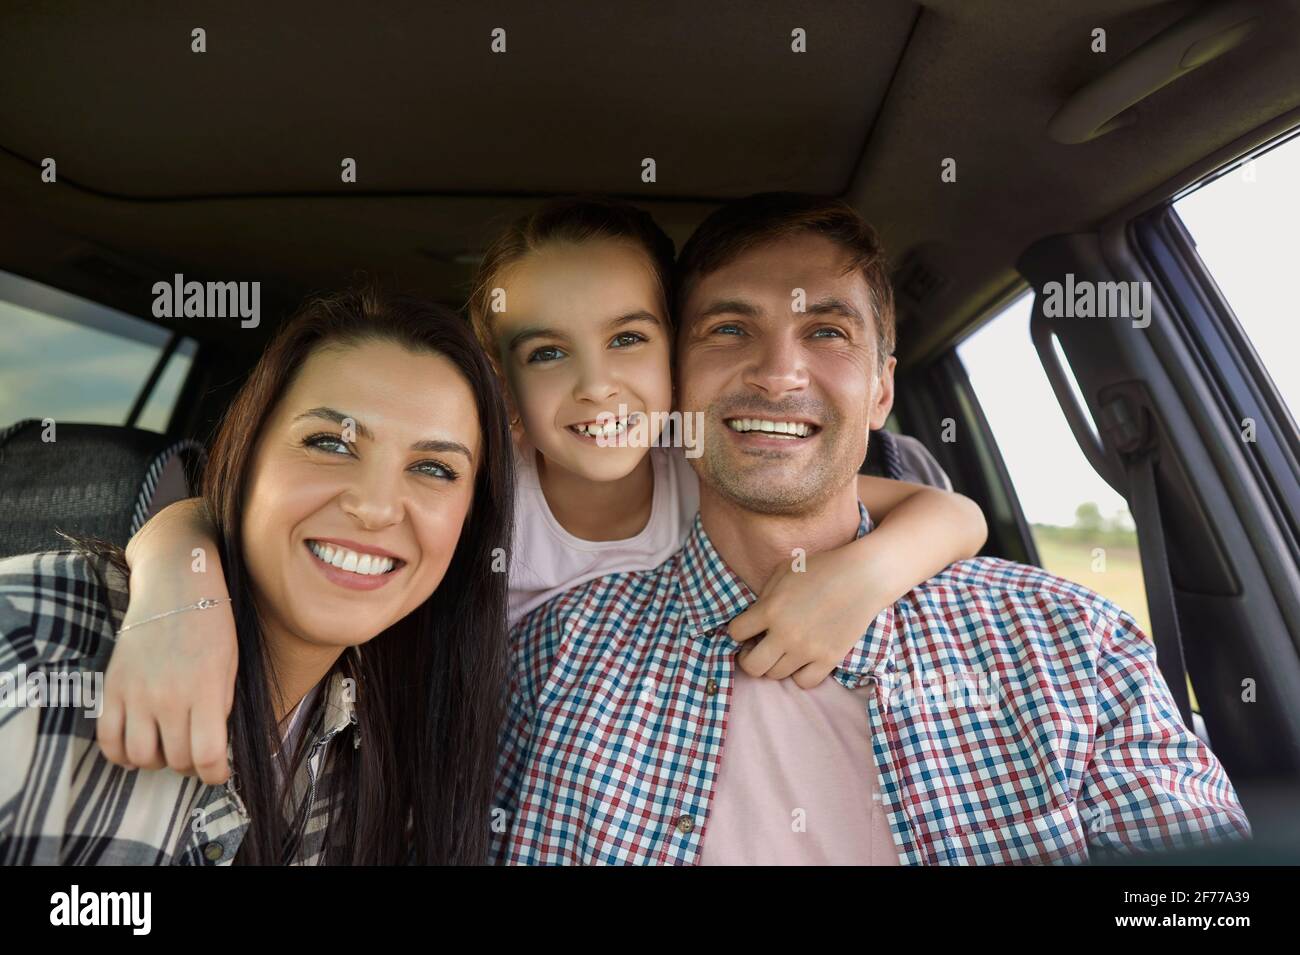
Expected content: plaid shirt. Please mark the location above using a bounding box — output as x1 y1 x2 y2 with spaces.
0 550 358 865
494 503 1251 865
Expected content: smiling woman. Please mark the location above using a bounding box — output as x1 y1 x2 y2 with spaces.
0 286 515 865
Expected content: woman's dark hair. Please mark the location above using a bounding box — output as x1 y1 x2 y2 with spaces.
63 287 512 863
193 286 511 864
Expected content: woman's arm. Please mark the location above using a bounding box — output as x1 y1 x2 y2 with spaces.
729 476 988 688
98 498 237 785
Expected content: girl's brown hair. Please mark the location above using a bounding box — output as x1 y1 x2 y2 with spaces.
467 195 676 358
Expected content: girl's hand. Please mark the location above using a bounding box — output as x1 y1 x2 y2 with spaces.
728 477 987 688
728 545 883 689
98 499 236 785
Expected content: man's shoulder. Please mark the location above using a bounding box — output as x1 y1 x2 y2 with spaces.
0 549 126 668
904 555 1136 635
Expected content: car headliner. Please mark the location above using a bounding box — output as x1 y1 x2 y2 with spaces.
0 0 1297 368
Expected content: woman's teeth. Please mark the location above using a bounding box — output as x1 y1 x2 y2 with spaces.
307 541 397 575
726 418 814 438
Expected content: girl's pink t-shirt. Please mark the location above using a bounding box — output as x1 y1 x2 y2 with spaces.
507 443 700 628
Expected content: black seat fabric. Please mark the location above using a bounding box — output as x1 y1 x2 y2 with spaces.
0 419 205 559
861 429 952 490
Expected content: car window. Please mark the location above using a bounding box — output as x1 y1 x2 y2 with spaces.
0 271 195 434
956 292 1154 641
1173 130 1300 419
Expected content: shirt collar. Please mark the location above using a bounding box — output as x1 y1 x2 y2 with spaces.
319 646 361 742
676 501 896 673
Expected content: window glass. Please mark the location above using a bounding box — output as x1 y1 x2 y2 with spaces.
0 272 193 434
957 292 1153 639
1174 131 1300 417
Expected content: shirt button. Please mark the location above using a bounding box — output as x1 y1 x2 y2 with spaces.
675 814 695 834
886 659 896 673
203 842 224 862
704 678 718 697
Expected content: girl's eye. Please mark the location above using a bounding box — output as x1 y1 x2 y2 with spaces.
303 432 352 455
527 345 566 364
411 460 458 481
610 331 648 348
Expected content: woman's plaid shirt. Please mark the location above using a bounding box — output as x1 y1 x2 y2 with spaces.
493 504 1251 865
0 550 359 865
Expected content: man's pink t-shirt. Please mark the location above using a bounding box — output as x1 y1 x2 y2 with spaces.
698 671 901 865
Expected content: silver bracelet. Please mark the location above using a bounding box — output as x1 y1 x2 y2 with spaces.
116 597 232 634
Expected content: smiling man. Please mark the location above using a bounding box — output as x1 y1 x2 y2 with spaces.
492 193 1250 865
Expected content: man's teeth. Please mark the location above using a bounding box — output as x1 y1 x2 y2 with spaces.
726 418 814 438
571 415 635 437
307 541 396 575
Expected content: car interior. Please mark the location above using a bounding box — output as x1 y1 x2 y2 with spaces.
1 1 1297 854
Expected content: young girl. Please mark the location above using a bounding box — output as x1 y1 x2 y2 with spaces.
100 197 987 794
0 289 514 864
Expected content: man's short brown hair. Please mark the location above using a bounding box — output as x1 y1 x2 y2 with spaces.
675 192 895 363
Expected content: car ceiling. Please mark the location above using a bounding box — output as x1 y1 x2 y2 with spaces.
1 0 1297 368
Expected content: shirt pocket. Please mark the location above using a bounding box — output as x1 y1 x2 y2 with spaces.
926 799 1090 866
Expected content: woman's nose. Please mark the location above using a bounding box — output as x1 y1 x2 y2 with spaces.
338 464 404 529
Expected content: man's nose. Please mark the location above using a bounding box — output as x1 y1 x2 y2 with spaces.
742 334 808 397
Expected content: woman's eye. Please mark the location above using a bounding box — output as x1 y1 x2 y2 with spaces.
527 346 565 363
303 432 352 455
610 331 647 348
411 460 458 481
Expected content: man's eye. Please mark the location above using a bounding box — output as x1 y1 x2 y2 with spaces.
610 331 647 348
812 326 846 339
411 460 458 481
303 432 352 455
527 346 565 363
712 324 744 336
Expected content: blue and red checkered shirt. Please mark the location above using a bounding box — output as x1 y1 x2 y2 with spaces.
493 504 1250 865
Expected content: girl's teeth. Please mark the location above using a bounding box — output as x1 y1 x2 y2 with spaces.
574 417 630 437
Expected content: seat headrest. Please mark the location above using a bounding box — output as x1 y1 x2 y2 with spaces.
0 419 206 559
861 428 953 491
